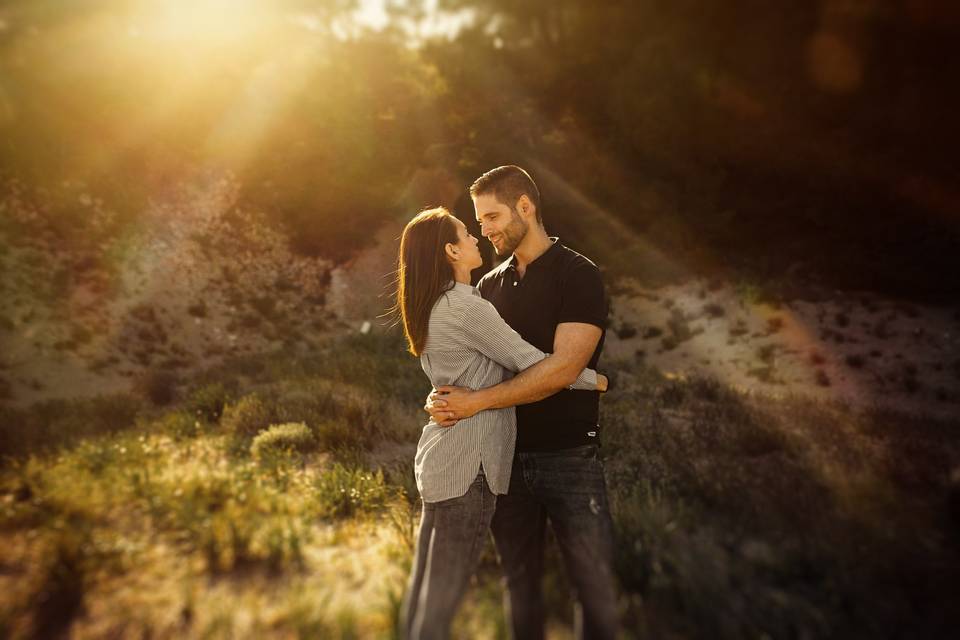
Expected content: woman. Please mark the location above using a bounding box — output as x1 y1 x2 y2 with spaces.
394 207 607 639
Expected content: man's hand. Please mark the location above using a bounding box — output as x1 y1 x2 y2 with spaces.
597 373 609 393
424 385 484 427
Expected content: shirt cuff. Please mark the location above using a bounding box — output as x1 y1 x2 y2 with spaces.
569 367 598 390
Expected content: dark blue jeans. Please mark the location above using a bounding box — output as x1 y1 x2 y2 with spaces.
403 470 497 640
491 444 619 640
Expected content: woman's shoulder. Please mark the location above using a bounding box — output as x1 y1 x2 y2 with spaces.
451 289 498 320
426 287 496 338
423 291 473 352
427 289 467 328
432 285 490 314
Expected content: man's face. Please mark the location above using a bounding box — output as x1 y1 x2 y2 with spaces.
473 193 528 256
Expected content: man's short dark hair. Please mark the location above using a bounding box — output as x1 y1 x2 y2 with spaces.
469 165 542 224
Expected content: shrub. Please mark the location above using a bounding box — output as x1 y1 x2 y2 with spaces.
272 389 333 428
755 344 777 364
221 394 273 439
845 354 866 369
666 309 694 342
728 321 749 338
157 410 201 440
703 303 726 318
642 326 664 339
314 420 358 452
185 382 234 423
313 464 390 519
136 370 177 405
382 461 419 506
23 527 90 638
191 487 306 574
616 323 638 339
250 296 278 320
765 316 784 334
187 300 207 318
250 422 316 461
657 377 688 408
0 394 141 459
815 370 831 386
71 439 118 475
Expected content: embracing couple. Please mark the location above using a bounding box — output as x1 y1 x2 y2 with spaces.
395 165 619 639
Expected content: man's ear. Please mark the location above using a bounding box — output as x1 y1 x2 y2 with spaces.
444 242 459 262
517 194 535 221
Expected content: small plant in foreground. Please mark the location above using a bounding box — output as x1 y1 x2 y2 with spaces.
251 422 316 462
221 393 273 438
158 410 202 440
185 381 234 423
313 464 391 519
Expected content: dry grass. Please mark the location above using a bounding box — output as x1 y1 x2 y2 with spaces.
1 333 958 638
601 362 960 639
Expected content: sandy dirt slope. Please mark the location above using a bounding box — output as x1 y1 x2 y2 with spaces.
605 277 960 417
0 173 334 407
3 169 958 418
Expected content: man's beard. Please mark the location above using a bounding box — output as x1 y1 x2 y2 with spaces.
493 210 528 256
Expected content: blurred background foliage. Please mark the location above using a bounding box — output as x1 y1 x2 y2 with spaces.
1 0 958 295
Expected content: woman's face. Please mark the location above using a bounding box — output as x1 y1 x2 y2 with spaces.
452 218 483 272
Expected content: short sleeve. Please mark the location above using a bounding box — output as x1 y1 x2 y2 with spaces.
457 295 598 390
557 260 607 329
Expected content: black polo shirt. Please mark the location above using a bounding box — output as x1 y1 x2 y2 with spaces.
477 238 607 452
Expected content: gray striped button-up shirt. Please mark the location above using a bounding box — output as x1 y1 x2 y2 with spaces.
414 281 598 503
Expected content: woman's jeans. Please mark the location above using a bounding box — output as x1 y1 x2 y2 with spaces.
403 469 496 640
491 444 619 640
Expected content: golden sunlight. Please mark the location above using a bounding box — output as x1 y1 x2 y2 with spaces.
1 3 957 637
129 0 273 43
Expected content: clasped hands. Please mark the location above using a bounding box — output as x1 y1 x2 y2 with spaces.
423 373 609 428
424 386 479 428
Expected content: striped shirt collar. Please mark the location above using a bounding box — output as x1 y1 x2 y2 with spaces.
451 281 480 296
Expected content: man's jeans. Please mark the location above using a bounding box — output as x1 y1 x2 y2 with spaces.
403 470 496 640
491 444 619 640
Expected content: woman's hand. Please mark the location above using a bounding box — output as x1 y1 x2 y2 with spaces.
425 388 459 427
425 385 485 425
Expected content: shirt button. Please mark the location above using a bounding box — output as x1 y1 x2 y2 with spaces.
513 281 518 286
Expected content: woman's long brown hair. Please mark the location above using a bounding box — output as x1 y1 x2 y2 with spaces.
394 207 459 356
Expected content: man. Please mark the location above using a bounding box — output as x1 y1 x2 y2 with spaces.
426 165 618 639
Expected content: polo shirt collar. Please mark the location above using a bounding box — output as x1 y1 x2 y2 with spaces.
506 237 561 272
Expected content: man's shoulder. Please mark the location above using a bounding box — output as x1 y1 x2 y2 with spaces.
477 259 512 288
556 244 601 277
555 245 603 286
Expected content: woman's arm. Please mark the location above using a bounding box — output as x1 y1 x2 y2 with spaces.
457 296 600 391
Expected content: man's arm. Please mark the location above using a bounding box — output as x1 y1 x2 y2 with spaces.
428 321 603 421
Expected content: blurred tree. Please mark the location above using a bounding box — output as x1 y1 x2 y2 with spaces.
0 0 957 295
